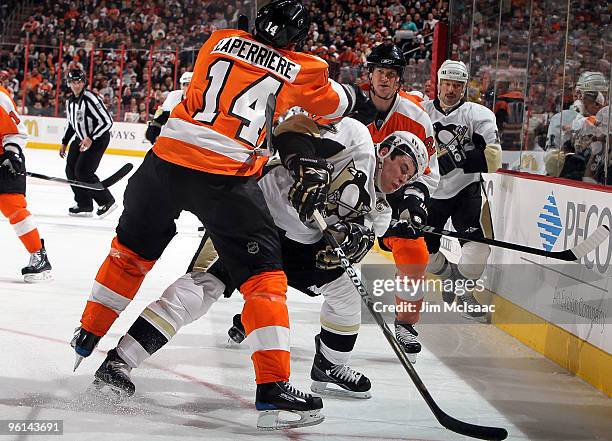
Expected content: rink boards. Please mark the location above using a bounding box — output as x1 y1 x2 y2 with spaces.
482 172 611 395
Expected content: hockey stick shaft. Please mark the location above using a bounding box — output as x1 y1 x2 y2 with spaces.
312 210 508 440
26 171 105 190
420 224 610 262
237 15 249 32
26 163 133 191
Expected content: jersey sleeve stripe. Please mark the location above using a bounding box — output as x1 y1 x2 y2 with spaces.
320 80 351 119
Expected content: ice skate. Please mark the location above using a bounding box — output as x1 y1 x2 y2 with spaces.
21 239 52 283
395 322 421 363
255 381 324 430
68 205 93 217
310 335 371 399
88 348 135 401
96 199 117 219
227 313 246 346
458 291 488 323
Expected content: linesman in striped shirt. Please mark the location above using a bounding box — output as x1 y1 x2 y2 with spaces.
60 69 116 218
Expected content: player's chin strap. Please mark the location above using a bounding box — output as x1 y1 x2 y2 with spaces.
374 146 391 194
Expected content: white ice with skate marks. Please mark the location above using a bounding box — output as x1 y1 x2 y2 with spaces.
0 149 610 440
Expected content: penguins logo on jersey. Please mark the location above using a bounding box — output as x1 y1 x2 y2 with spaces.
433 121 469 163
327 161 371 219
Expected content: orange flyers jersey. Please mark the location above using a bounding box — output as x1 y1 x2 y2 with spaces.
368 90 440 197
0 86 28 154
154 29 353 176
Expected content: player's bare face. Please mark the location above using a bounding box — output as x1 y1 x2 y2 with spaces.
69 80 84 95
439 79 465 107
379 147 416 193
371 67 400 101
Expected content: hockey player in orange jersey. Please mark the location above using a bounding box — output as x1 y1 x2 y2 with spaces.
364 43 440 363
0 72 52 282
70 0 376 430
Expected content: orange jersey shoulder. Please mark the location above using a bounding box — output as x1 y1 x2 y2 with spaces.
368 93 436 157
155 30 348 176
0 86 27 153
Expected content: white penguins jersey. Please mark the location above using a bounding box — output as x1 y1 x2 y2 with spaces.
422 99 499 199
259 115 392 245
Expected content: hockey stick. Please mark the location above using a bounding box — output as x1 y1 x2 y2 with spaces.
420 224 610 262
262 93 277 156
26 163 134 191
312 210 508 440
237 14 249 32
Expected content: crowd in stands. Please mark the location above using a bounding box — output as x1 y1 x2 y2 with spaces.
0 0 446 121
447 0 610 184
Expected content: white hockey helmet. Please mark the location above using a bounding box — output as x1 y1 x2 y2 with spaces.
437 60 469 85
377 131 429 188
179 71 193 85
576 71 607 93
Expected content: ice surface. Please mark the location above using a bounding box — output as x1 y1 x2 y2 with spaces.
0 149 610 440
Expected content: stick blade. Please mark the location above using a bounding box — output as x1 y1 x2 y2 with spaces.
569 224 610 260
439 414 508 440
100 163 134 188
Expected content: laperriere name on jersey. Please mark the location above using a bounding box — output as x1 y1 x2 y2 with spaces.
212 37 300 82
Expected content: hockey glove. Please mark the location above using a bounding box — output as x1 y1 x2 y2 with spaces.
0 145 24 180
346 84 377 126
383 195 428 240
145 121 162 144
287 156 334 222
382 219 421 240
400 194 428 228
317 221 375 270
437 140 467 176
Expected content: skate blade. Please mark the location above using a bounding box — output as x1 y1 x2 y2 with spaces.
257 409 324 430
226 337 241 348
405 353 417 364
87 379 131 404
23 271 53 283
69 212 93 218
311 381 372 399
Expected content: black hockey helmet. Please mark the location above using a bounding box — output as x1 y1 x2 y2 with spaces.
254 0 310 49
367 42 406 77
67 68 86 83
